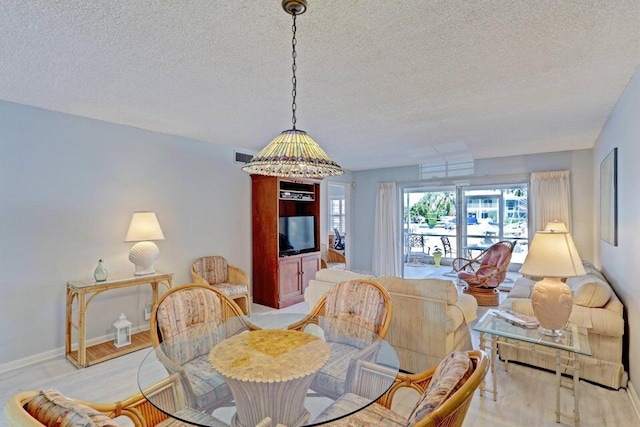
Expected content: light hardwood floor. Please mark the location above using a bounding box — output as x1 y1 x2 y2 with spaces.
1 301 637 426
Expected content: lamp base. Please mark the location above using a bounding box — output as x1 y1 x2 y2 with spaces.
129 241 160 276
538 326 565 338
531 277 572 335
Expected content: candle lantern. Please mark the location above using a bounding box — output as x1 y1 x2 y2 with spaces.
113 313 132 348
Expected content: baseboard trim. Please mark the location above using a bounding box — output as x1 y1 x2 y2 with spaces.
0 326 150 374
629 381 640 423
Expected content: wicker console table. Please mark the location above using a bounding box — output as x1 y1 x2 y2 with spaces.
66 272 173 368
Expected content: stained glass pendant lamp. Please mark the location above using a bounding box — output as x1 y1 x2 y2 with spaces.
242 0 344 178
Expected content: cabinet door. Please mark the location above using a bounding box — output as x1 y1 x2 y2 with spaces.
278 257 303 303
301 253 321 292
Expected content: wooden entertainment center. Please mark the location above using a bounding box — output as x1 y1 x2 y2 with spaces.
251 175 321 309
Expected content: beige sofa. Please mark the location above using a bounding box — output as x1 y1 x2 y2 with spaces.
499 261 626 389
304 269 478 373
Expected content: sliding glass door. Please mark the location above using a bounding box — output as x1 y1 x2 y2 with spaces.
402 186 458 276
401 182 528 277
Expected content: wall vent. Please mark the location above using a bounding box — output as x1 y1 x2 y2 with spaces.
234 151 254 164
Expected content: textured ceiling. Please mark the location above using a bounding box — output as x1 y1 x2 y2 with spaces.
1 1 639 171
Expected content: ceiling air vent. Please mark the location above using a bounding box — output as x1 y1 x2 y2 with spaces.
234 151 254 164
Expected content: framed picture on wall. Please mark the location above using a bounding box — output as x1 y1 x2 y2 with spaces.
600 147 618 246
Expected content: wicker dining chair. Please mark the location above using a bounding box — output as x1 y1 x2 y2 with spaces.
4 374 235 427
288 279 392 400
191 256 251 314
440 236 453 258
150 283 255 412
320 243 347 270
314 350 489 427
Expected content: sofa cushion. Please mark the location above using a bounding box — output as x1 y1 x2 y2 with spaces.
407 351 473 424
454 293 479 324
27 389 118 427
377 276 458 305
567 275 612 308
314 269 374 283
445 306 465 333
581 260 608 281
507 277 536 299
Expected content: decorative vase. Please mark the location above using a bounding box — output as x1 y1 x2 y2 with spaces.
94 259 108 282
433 251 442 267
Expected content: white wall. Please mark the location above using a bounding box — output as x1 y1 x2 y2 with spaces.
593 65 640 386
349 150 594 274
0 101 251 366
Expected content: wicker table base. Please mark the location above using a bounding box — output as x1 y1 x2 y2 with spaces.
210 329 330 427
229 374 314 427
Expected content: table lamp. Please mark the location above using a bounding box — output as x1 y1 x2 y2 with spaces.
125 211 165 276
519 222 585 337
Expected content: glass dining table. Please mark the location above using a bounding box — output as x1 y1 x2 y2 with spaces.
138 313 399 427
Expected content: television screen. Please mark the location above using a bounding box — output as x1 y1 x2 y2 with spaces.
279 215 316 255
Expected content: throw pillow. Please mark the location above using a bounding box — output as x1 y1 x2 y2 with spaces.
27 389 118 427
407 351 473 425
569 275 612 308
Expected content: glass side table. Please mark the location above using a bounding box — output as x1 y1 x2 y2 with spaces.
472 309 591 425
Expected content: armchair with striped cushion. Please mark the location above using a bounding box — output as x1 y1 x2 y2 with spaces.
192 256 251 314
315 350 488 427
288 279 392 400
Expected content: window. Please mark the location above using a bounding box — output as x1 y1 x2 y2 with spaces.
329 198 345 233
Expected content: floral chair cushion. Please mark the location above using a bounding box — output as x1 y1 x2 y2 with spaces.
156 287 226 364
212 282 249 296
193 256 228 285
26 389 118 427
323 281 387 349
407 351 473 425
314 393 406 426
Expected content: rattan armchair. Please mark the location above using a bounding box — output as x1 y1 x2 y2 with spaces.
320 243 347 269
453 241 514 306
4 374 232 427
191 256 251 314
150 283 255 412
314 350 489 427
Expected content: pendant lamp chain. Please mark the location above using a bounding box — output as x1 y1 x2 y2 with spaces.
241 0 344 178
290 12 298 130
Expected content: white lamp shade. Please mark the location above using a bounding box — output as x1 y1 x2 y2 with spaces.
125 212 165 242
521 225 585 337
520 229 585 278
544 221 569 232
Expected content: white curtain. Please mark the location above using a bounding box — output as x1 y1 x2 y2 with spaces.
530 171 572 232
372 182 401 276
